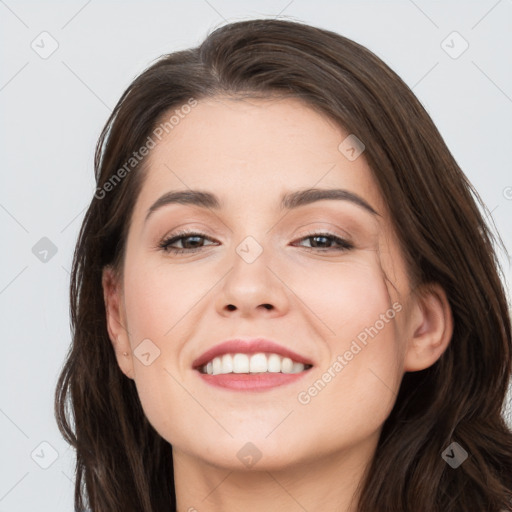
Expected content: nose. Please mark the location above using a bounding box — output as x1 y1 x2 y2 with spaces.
215 244 290 319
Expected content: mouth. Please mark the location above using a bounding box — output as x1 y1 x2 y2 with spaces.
192 338 314 391
198 352 313 375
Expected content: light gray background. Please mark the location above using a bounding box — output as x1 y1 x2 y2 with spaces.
1 1 511 510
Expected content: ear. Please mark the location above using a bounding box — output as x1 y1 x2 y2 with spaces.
403 282 453 372
102 265 134 379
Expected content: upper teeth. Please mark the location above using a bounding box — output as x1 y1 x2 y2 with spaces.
201 353 310 375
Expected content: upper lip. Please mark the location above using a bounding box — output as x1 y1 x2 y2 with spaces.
192 338 314 369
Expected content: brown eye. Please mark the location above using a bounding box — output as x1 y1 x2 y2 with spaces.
294 232 354 251
158 231 217 254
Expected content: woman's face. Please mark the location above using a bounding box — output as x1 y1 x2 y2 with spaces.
105 96 437 471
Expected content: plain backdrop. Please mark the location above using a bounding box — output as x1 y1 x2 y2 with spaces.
1 1 511 510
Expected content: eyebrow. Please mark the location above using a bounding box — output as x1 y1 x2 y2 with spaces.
144 187 379 223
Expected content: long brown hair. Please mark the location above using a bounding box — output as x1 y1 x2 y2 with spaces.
54 18 512 511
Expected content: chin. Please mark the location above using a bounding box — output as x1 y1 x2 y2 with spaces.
177 432 310 471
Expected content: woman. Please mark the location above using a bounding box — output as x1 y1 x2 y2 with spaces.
54 18 512 511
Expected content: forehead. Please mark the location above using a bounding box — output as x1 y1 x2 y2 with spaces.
134 96 386 219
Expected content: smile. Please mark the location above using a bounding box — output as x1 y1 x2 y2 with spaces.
199 352 313 375
193 337 314 391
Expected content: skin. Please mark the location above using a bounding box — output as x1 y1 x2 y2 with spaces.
102 96 453 512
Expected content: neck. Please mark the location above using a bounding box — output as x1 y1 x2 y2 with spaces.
173 437 377 512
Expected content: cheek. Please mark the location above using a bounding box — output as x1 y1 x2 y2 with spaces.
289 252 395 332
292 256 405 434
122 259 206 342
121 258 222 443
294 328 403 457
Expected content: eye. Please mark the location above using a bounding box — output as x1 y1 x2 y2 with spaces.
157 230 354 256
158 230 218 255
293 231 354 252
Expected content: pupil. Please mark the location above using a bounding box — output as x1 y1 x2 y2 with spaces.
312 236 329 248
184 236 202 248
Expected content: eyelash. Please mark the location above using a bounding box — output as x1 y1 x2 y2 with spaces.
157 229 354 255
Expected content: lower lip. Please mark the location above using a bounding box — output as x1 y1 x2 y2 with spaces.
196 371 310 391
